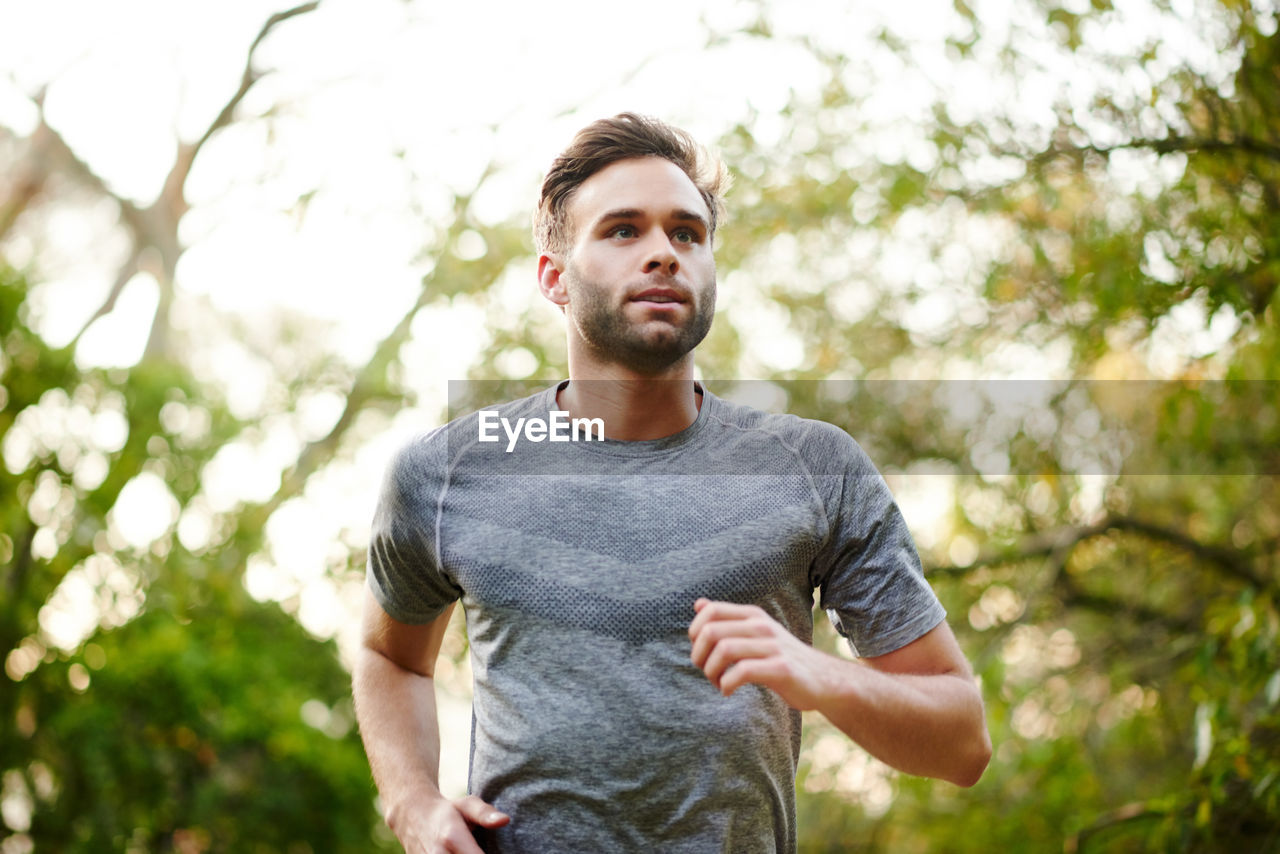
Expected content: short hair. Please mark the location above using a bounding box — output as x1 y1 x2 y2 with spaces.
534 113 728 256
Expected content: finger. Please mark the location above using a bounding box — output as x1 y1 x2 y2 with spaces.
691 619 770 669
719 656 787 697
688 600 715 640
453 795 510 828
690 616 772 669
688 600 763 639
441 833 484 854
441 831 486 854
705 601 766 619
702 637 777 688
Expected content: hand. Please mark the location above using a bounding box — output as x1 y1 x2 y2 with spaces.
387 792 509 854
688 598 837 711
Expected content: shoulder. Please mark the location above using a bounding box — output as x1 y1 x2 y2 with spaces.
375 425 450 515
389 386 553 468
380 385 563 495
704 390 874 474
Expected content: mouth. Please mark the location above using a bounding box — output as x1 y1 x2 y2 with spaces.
629 288 687 305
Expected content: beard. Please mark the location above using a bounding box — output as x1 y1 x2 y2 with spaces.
563 266 715 374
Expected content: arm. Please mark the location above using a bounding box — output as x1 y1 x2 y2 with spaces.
353 589 508 853
688 599 991 787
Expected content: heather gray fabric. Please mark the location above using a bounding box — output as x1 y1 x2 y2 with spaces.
367 382 945 854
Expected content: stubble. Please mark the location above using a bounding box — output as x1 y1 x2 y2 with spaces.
564 266 716 374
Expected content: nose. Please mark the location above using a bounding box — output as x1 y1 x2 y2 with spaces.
642 232 679 276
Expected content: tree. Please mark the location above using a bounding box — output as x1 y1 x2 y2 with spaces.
0 4 406 849
4 0 1278 850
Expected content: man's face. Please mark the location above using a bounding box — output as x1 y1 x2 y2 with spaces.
552 157 716 374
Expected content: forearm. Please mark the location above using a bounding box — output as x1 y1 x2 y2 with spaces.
352 645 448 820
816 659 990 787
689 601 992 786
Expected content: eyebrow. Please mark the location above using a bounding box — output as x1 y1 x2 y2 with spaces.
595 208 710 231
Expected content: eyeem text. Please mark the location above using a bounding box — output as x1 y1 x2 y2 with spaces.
478 410 605 453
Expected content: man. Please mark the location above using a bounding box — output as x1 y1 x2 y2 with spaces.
354 113 991 854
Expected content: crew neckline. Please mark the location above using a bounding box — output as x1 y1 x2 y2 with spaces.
536 379 713 458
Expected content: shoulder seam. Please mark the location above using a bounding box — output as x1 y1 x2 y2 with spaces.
435 416 485 577
702 408 834 545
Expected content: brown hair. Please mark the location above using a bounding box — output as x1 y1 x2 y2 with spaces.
534 113 727 256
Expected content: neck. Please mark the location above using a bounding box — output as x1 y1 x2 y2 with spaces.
558 359 702 441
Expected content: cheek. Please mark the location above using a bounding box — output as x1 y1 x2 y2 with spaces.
692 254 717 284
568 251 611 279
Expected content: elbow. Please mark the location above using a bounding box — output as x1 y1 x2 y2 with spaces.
951 730 992 788
943 684 992 788
948 711 992 788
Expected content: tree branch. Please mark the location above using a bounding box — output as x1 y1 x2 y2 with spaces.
1103 516 1269 591
974 540 1074 673
1064 801 1166 853
258 174 496 519
929 524 1096 576
1054 573 1199 635
69 246 142 346
164 1 321 219
929 514 1271 593
5 523 37 603
1034 135 1280 166
142 2 320 364
31 110 152 243
0 154 46 242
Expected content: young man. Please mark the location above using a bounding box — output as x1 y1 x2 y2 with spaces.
354 113 991 854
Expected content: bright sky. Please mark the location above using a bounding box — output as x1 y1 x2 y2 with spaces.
1 0 1262 804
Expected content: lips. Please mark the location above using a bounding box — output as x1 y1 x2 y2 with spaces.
630 287 687 304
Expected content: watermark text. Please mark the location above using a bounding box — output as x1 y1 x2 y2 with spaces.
478 410 605 452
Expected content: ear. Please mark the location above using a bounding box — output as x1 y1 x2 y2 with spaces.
537 253 569 309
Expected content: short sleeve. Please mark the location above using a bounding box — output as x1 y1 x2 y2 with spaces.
366 429 464 624
806 425 945 658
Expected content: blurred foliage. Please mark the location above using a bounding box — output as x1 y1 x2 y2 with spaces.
3 0 1280 851
724 0 1279 849
0 265 392 851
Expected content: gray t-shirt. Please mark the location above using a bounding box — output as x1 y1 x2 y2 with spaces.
367 382 945 853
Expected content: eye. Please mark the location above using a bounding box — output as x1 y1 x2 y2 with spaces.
608 225 637 239
672 228 700 244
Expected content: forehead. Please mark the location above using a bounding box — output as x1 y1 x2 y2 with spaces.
566 157 709 231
